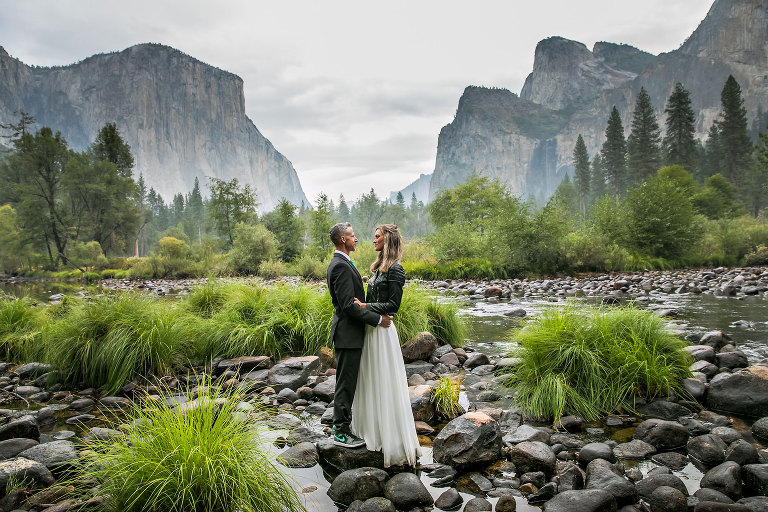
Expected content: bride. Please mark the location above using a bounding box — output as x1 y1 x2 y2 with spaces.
351 224 421 467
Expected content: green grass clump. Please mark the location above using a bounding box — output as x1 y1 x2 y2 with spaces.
42 294 193 394
432 376 463 419
396 287 465 348
79 379 305 512
499 304 692 422
184 280 229 318
0 298 46 361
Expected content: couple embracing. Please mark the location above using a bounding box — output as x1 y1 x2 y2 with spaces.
326 222 421 467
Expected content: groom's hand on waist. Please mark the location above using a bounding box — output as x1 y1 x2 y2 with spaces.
379 314 392 328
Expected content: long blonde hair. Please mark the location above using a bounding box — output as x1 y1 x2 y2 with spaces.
370 224 403 272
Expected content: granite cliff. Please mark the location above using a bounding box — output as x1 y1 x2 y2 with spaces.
0 43 308 211
430 0 768 202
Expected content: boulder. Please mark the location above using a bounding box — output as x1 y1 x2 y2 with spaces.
409 384 435 422
401 332 438 363
708 366 768 417
13 363 52 379
700 461 742 500
383 472 434 509
83 427 123 444
434 488 463 511
585 459 637 506
508 441 557 478
317 438 385 472
752 417 768 441
326 467 389 506
685 345 716 363
648 486 687 512
637 401 692 421
613 439 656 460
17 440 78 473
635 473 688 500
278 442 318 469
464 353 491 369
700 331 729 350
542 489 617 512
737 496 768 511
557 462 586 492
353 497 395 512
580 443 616 465
312 375 336 402
0 438 38 460
716 351 749 370
0 415 39 442
693 487 734 504
742 464 768 497
726 439 759 465
687 434 728 467
651 452 689 470
432 412 502 470
267 356 320 392
504 424 551 445
633 419 689 450
215 355 272 375
683 378 707 401
0 457 55 496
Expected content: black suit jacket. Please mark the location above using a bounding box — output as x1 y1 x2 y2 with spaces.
327 252 380 349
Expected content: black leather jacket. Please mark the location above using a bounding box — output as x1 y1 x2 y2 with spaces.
365 262 406 316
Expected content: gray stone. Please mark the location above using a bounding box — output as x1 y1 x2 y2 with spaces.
267 356 320 392
312 375 336 402
688 434 728 467
327 467 389 506
637 400 692 421
613 439 656 460
542 489 617 512
83 427 123 444
0 416 39 442
383 472 434 509
508 441 557 478
633 418 689 450
700 461 742 500
401 332 438 363
215 355 271 375
404 361 434 377
0 438 38 460
504 424 550 444
17 440 77 473
464 353 491 369
13 363 52 379
693 487 734 503
648 486 687 512
634 473 688 500
752 417 768 441
67 398 95 412
651 452 689 470
464 497 493 511
707 366 768 417
432 412 502 470
267 413 301 429
711 427 743 444
317 438 385 472
700 331 729 350
278 442 318 468
585 459 637 506
554 415 583 432
716 351 749 370
0 457 55 496
683 378 706 401
742 464 768 497
434 488 463 511
557 462 585 492
726 439 759 465
685 345 716 363
357 497 395 512
99 396 132 410
580 443 616 465
738 496 768 511
409 384 436 422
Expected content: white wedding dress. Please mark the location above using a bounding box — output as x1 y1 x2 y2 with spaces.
351 321 421 467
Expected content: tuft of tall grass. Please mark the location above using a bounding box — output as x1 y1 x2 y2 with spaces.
78 379 305 512
42 294 194 394
499 304 692 422
396 287 465 348
432 375 463 419
184 280 229 318
0 298 46 361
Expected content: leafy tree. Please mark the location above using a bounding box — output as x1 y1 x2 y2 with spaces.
587 195 630 247
0 204 34 273
262 198 304 261
626 176 701 259
207 177 256 246
90 122 134 177
716 75 753 187
656 165 696 196
692 173 744 219
590 153 606 203
551 174 578 216
601 106 627 196
228 223 279 274
308 193 335 256
663 83 698 174
572 135 590 214
627 87 662 183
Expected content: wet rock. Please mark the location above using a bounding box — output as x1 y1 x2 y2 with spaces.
651 452 689 470
495 491 518 512
504 424 550 445
0 438 38 460
633 419 689 450
434 488 463 511
215 355 271 376
752 417 768 441
726 439 759 465
711 427 742 445
99 396 132 410
613 439 656 460
353 497 395 512
700 461 742 500
17 440 78 475
83 427 123 444
528 482 558 504
469 471 495 492
708 366 768 417
464 353 491 369
737 496 768 511
542 489 617 512
65 414 96 425
409 385 435 422
383 472 434 509
688 434 728 467
700 332 729 351
401 332 438 363
433 412 502 470
693 360 720 379
464 497 493 511
506 308 527 317
439 352 461 366
277 388 298 403
557 462 585 492
404 361 434 377
694 502 750 511
648 485 687 512
637 401 692 421
267 356 320 392
68 398 95 412
427 464 457 487
327 467 388 506
508 441 557 478
683 378 707 401
742 464 768 497
585 459 637 506
267 413 301 429
13 363 52 379
312 375 336 402
580 443 616 465
317 438 385 472
693 487 734 503
278 442 318 468
685 345 716 363
554 415 583 432
0 415 39 442
716 351 749 370
635 473 688 500
0 457 55 496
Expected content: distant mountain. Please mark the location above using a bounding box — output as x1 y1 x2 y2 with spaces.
389 173 431 205
0 43 308 211
430 0 768 202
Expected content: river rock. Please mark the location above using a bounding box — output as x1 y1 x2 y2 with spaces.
738 496 768 511
694 503 750 512
542 489 617 512
278 442 318 468
464 353 491 369
215 355 272 375
327 467 389 506
350 497 395 512
0 457 55 496
651 452 689 470
700 461 742 500
708 366 768 417
585 459 637 506
509 441 557 477
694 488 734 503
0 438 38 460
495 491 518 512
504 424 550 445
725 439 759 466
99 396 132 410
716 351 749 370
693 360 720 379
752 417 768 441
17 440 78 475
683 378 707 401
312 375 336 402
13 363 52 379
383 472 434 509
648 485 687 512
613 439 656 460
0 415 39 442
68 398 95 412
742 464 768 497
580 443 616 465
83 427 123 444
557 462 586 492
633 418 689 450
433 411 502 469
404 361 434 377
435 488 463 510
439 352 461 366
464 497 493 511
317 437 385 471
637 400 692 421
409 384 435 422
401 332 438 363
711 426 742 444
554 415 583 432
686 345 717 363
267 356 320 391
700 331 729 350
635 473 688 500
688 434 728 467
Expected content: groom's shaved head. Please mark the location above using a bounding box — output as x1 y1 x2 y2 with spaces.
329 222 352 247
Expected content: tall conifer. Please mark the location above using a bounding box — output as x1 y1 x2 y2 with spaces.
590 153 606 202
663 83 697 174
716 75 753 187
573 135 590 214
601 106 627 196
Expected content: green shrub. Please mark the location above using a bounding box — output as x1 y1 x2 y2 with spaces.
78 379 305 512
432 376 463 419
746 245 768 265
0 298 45 361
499 304 692 422
257 260 285 279
83 271 101 283
228 223 279 275
290 255 326 280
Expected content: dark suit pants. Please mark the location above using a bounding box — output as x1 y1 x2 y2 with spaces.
333 347 362 434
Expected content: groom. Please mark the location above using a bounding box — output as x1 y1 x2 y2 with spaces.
327 222 391 447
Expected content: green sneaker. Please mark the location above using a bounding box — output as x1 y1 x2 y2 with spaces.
332 428 365 448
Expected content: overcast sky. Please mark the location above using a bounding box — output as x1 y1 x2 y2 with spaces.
0 0 713 205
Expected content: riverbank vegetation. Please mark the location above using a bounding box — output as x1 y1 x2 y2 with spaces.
1 75 768 281
0 282 464 393
498 305 693 422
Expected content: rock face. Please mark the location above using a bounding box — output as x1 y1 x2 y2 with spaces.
430 0 768 202
0 44 308 211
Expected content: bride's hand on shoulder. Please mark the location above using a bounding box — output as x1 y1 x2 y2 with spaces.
354 298 366 308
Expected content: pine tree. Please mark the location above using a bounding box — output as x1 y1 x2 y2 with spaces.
601 106 627 196
663 83 698 174
704 123 722 179
590 153 606 202
627 88 662 184
716 75 753 187
396 191 405 208
337 194 350 219
572 135 590 214
185 177 205 243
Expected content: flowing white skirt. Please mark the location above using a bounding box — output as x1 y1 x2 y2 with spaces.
351 322 422 467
